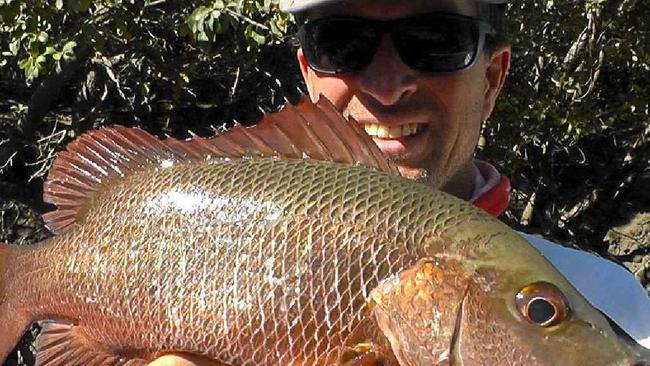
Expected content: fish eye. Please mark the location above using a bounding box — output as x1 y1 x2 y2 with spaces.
516 282 569 327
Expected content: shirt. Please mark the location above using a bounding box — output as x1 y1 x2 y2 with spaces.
470 160 650 349
470 160 511 218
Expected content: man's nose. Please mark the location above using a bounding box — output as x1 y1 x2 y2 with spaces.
356 35 418 106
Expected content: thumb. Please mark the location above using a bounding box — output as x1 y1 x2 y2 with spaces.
148 353 224 366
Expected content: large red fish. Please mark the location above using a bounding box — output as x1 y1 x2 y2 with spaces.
0 98 647 365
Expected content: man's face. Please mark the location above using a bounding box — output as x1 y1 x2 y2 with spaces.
297 0 511 197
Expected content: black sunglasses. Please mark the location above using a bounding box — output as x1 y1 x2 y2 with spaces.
297 12 496 75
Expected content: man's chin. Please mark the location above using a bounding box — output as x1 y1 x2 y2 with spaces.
390 161 447 189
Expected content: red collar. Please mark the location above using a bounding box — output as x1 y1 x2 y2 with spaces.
472 176 511 218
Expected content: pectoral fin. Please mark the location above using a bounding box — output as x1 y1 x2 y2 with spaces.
333 313 399 366
35 321 146 366
338 343 385 366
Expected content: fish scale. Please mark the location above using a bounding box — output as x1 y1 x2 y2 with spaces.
0 98 646 366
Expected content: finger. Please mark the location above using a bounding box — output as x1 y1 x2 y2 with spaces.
147 353 225 366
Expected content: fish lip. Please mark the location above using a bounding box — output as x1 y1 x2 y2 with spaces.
448 284 470 366
631 344 650 361
605 316 650 364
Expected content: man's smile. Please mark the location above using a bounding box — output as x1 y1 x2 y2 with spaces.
362 122 426 139
360 122 430 157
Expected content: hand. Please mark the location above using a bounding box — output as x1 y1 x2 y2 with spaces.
147 353 224 366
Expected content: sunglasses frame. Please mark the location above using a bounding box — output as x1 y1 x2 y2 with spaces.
297 12 497 75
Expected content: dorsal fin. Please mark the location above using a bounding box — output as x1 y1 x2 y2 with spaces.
42 126 191 234
42 96 397 234
166 96 397 171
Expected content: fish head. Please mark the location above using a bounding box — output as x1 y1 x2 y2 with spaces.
370 219 649 366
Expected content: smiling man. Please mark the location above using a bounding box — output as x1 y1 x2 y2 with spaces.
294 0 511 206
151 0 650 365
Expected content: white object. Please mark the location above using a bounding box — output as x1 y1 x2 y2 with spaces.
521 233 650 349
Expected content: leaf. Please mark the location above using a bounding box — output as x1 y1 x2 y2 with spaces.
270 14 288 37
197 31 209 42
62 40 77 53
9 40 19 55
205 11 219 33
37 31 48 43
187 6 214 41
18 53 46 83
17 57 30 69
244 24 266 47
180 72 189 83
61 40 77 60
27 65 39 81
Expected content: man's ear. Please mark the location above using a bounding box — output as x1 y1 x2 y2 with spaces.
296 47 309 82
482 45 511 122
297 47 315 100
297 48 309 80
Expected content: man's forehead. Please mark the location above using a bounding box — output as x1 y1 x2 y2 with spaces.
304 0 478 20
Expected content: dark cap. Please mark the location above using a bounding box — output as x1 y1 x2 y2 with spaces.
280 0 507 13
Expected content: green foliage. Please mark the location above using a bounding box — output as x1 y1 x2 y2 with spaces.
496 0 649 142
0 0 300 181
1 0 290 84
0 0 295 149
185 0 289 47
482 0 650 251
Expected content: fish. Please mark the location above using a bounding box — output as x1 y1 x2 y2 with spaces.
0 97 647 366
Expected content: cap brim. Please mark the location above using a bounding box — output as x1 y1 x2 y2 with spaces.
280 0 507 13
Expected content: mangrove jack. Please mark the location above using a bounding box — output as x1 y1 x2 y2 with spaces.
0 98 647 365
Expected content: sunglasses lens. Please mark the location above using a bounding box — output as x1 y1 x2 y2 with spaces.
394 16 482 72
299 13 488 74
300 19 381 74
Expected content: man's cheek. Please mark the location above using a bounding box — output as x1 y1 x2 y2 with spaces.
306 72 354 105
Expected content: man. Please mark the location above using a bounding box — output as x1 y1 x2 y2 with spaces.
291 0 511 212
151 0 650 364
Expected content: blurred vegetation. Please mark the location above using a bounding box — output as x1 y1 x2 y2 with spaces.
483 0 650 278
0 0 648 364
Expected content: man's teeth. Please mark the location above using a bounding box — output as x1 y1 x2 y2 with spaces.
363 123 423 138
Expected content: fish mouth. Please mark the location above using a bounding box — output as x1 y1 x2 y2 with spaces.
604 315 650 365
449 284 469 366
626 345 650 366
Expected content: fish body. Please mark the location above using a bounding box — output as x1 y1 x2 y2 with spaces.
0 99 646 365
